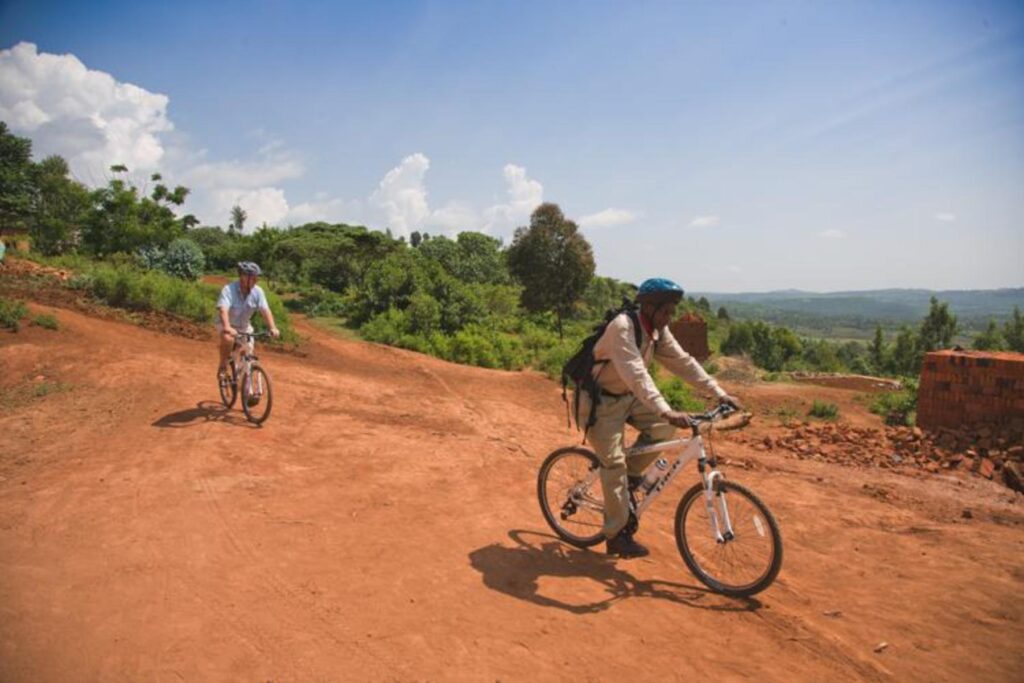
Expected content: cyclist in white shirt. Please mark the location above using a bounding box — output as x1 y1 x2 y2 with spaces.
216 261 280 380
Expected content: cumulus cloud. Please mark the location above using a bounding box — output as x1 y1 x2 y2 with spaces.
818 228 846 239
579 208 639 229
688 214 720 228
367 153 432 237
482 164 544 233
934 212 956 222
0 43 548 234
0 42 172 177
207 187 290 230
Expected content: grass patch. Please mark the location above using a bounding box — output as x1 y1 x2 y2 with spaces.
655 376 707 412
0 297 29 331
870 378 918 426
31 313 59 330
808 400 839 420
0 380 72 410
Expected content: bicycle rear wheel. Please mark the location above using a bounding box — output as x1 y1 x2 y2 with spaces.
537 447 605 548
241 364 273 424
674 479 782 597
218 364 237 408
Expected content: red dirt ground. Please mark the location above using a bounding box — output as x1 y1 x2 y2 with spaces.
1 303 1022 681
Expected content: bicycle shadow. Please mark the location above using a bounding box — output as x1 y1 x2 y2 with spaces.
467 529 762 615
151 400 258 429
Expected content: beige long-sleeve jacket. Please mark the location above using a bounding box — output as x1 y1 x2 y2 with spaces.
592 312 727 416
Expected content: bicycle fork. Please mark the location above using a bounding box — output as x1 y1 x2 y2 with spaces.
702 469 735 544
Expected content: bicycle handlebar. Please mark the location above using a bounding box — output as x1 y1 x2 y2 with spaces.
234 331 272 340
687 403 737 426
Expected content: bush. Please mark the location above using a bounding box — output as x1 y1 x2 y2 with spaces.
870 378 918 426
0 298 28 331
808 400 839 420
161 239 206 280
31 313 58 330
655 377 706 412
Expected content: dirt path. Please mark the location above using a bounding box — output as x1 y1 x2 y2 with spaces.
1 306 1021 681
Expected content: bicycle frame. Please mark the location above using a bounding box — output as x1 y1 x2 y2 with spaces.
628 433 734 543
570 425 735 544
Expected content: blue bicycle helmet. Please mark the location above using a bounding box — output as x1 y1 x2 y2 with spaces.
636 277 684 304
237 261 262 276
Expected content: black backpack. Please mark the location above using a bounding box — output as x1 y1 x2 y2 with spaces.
561 300 643 436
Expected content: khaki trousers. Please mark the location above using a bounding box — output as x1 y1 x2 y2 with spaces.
578 391 676 538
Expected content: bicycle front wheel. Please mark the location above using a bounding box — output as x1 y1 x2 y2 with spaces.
241 364 273 424
674 479 782 597
537 447 605 548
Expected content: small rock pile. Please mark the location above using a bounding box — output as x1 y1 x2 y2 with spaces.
743 421 1024 493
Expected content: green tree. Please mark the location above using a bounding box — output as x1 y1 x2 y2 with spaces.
869 325 886 373
80 166 190 255
918 296 957 358
887 325 919 376
506 202 595 337
716 306 730 321
29 155 91 255
697 296 711 313
229 204 247 236
1004 306 1024 352
0 122 35 229
973 320 1006 351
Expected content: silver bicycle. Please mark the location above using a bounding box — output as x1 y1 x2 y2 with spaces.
217 331 273 424
537 404 782 597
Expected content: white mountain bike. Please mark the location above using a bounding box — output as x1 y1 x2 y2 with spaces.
537 404 782 597
217 331 273 424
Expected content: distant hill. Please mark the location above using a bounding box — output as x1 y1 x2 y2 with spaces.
692 288 1024 337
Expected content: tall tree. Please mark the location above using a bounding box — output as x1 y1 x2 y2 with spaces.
1004 306 1024 352
0 122 35 230
506 203 595 337
973 320 1006 351
918 296 957 361
30 155 91 254
868 325 886 373
229 204 247 236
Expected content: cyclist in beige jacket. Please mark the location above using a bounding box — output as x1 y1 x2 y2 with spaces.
580 278 742 558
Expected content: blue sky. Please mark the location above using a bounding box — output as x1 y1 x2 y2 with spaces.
1 1 1022 292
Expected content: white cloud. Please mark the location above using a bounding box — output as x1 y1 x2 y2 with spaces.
182 155 303 189
482 164 544 233
935 212 956 222
286 195 362 225
579 208 639 229
0 42 172 177
428 201 478 233
688 214 720 228
0 43 547 235
208 187 290 230
367 153 432 237
818 228 846 239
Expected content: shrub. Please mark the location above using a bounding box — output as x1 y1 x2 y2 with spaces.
161 239 206 280
656 377 706 412
0 298 28 331
870 378 918 426
31 314 59 330
808 400 839 420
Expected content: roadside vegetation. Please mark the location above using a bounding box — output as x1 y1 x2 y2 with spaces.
2 120 1019 406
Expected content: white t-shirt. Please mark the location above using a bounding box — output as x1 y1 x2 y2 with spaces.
216 281 269 330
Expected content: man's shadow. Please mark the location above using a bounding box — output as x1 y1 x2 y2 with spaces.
468 530 762 615
151 400 257 429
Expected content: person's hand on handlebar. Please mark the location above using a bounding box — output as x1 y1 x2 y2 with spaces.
269 327 281 339
224 325 237 339
719 394 744 411
661 410 695 429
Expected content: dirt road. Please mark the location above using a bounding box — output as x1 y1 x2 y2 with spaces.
1 306 1021 681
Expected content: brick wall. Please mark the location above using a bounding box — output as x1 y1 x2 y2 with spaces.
917 350 1024 432
669 314 709 361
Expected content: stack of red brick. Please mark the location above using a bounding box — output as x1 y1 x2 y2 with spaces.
670 313 709 361
917 350 1024 432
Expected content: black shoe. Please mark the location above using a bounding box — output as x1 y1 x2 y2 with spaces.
606 530 650 559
